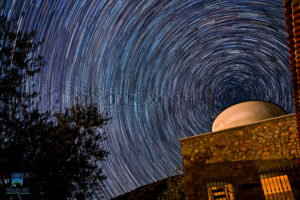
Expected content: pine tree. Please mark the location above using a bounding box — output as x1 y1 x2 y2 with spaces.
0 15 109 199
0 15 43 196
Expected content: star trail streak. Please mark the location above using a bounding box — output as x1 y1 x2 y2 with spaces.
1 0 294 198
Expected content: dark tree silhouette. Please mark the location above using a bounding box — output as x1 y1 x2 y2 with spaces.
0 15 109 199
158 170 184 200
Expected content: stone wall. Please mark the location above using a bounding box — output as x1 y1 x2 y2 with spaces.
181 114 300 200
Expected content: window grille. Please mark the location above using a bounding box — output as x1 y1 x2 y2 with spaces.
260 174 295 200
207 183 235 200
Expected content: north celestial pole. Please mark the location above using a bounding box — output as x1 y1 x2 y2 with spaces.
1 0 293 199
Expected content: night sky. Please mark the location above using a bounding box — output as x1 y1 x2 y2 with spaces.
1 0 294 199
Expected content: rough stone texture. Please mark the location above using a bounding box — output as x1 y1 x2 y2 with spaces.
181 114 300 200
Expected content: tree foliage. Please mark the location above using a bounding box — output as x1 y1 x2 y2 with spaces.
0 15 109 199
0 15 42 114
158 174 184 200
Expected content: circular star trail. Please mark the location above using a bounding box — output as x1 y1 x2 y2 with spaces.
2 0 294 199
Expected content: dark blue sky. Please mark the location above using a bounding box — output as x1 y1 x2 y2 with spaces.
2 0 293 198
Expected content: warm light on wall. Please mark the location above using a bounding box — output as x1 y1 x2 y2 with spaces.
260 174 295 200
284 0 300 148
207 183 235 200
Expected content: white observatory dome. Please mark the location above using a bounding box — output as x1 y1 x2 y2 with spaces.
212 101 286 132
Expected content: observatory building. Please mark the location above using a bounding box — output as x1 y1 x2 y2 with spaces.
180 101 300 200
